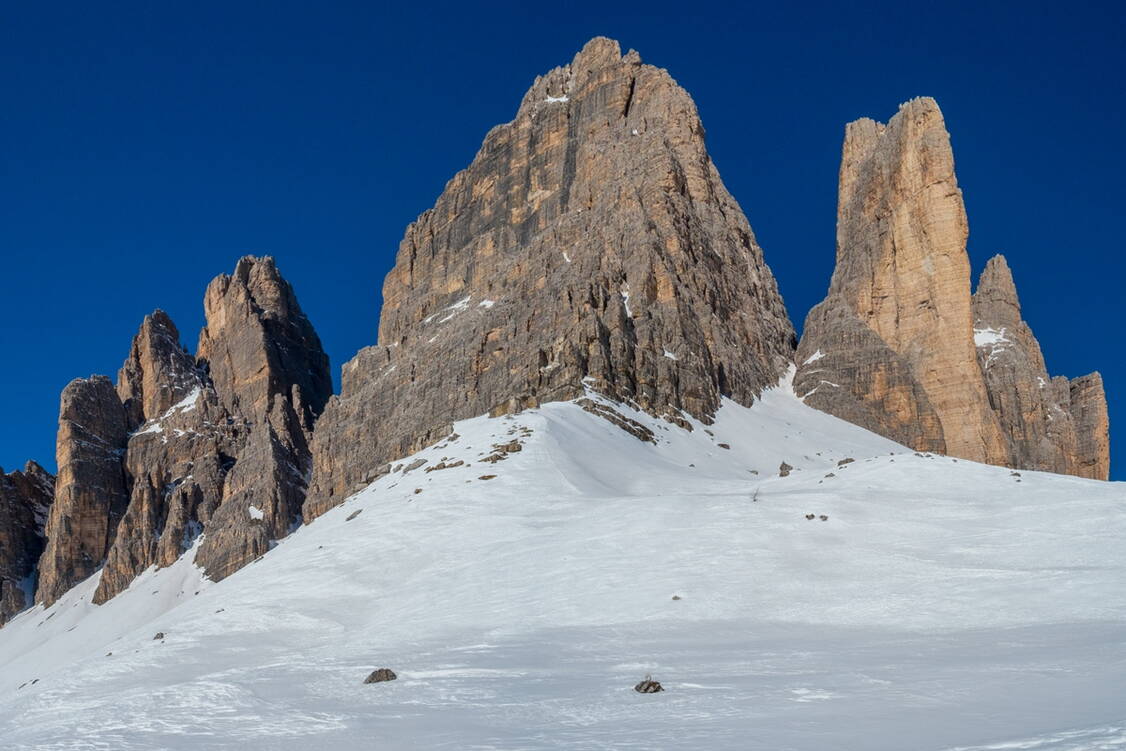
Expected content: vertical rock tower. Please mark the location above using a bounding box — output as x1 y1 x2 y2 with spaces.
36 377 131 605
33 257 331 609
796 98 1109 478
304 37 796 517
971 255 1109 479
0 462 54 625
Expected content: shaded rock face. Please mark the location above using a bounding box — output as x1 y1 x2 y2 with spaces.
93 380 248 603
0 462 54 625
305 37 796 517
197 256 331 427
796 97 1006 465
34 256 330 608
972 255 1110 479
36 377 130 606
797 99 1110 479
191 257 329 582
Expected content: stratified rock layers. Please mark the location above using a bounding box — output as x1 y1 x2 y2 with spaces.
304 37 796 517
797 98 1109 479
0 462 54 624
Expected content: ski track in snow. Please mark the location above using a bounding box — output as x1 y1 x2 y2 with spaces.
1 375 1125 750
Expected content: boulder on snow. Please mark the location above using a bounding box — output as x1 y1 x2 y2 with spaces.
779 462 793 477
364 668 398 684
634 674 664 693
152 632 164 640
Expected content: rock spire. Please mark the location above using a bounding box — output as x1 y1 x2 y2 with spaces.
0 461 54 624
32 256 331 609
796 98 1109 479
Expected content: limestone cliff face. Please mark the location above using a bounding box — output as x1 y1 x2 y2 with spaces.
30 257 330 608
1067 374 1110 480
36 377 130 606
797 99 1110 479
972 255 1109 479
0 462 54 624
116 310 201 429
95 310 237 602
192 257 329 581
304 37 796 517
197 256 330 427
796 97 1007 465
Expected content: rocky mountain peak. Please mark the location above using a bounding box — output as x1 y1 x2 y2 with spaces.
306 37 796 518
25 257 333 608
970 254 1109 479
799 97 1006 464
198 255 331 427
973 255 1022 326
797 97 1109 479
117 309 202 428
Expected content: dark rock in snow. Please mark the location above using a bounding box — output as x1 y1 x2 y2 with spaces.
364 668 398 684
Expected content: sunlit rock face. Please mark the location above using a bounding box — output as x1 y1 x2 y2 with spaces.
797 98 1108 479
303 37 797 519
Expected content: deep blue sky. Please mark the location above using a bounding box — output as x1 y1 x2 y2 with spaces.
2 1 1123 479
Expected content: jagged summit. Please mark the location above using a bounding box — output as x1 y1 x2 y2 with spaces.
198 255 331 427
971 254 1109 479
116 309 201 429
304 37 796 518
975 255 1022 318
25 256 331 610
0 42 1112 640
796 99 1109 479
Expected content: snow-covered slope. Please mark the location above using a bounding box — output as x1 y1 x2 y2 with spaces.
1 376 1124 750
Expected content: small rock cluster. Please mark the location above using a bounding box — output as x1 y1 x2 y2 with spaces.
364 668 398 684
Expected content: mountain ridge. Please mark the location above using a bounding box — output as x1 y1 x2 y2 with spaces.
0 37 1112 627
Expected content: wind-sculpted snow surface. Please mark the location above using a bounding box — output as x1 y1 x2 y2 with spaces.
1 379 1124 750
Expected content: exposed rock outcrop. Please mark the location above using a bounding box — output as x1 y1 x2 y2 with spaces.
972 255 1108 479
36 377 130 606
197 256 330 427
32 257 330 608
1067 374 1110 480
116 310 201 429
304 37 796 518
796 97 1006 465
192 257 328 580
93 376 245 603
797 99 1110 479
0 462 54 624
